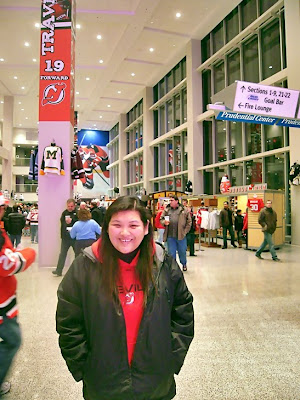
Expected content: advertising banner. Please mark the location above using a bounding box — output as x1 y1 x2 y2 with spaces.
39 0 75 124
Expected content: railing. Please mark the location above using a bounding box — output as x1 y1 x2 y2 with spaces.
15 184 38 193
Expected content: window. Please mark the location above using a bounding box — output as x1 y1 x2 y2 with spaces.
174 63 181 86
230 122 243 159
201 34 211 63
166 72 173 93
159 105 166 136
212 22 224 53
246 159 262 185
216 120 227 162
281 11 287 69
265 124 283 151
159 143 166 176
243 36 259 83
214 61 225 94
229 163 243 186
182 58 186 79
154 110 158 139
246 123 261 155
259 0 277 15
227 49 240 86
153 84 159 103
174 136 182 173
241 0 257 30
159 79 165 99
203 121 213 165
154 147 158 177
261 20 281 80
216 166 227 193
183 132 188 171
182 88 187 123
265 154 285 189
204 171 214 195
139 123 143 147
167 100 173 132
174 94 181 127
202 70 211 113
167 141 173 174
225 8 239 43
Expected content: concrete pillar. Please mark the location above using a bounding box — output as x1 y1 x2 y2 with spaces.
284 0 300 245
142 87 154 195
119 114 127 196
186 39 203 195
2 96 13 193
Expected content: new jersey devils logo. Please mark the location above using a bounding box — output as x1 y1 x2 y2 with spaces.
42 83 67 106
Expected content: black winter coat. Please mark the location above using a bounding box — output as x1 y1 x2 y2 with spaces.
56 244 194 400
6 212 26 235
91 206 105 227
60 209 78 240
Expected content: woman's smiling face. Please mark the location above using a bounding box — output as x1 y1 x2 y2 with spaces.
108 210 149 254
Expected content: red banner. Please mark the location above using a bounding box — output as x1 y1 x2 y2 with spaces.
39 0 75 124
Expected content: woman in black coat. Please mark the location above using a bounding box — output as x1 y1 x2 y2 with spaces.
56 196 194 400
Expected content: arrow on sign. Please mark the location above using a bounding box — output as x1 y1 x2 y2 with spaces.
238 102 244 108
241 85 246 93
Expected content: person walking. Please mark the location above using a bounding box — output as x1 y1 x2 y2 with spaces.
70 208 101 256
52 199 78 277
154 204 165 244
160 195 192 271
56 196 194 400
26 204 38 244
255 200 279 261
6 205 26 248
234 209 244 248
90 199 105 228
0 196 36 397
186 206 197 256
220 201 237 249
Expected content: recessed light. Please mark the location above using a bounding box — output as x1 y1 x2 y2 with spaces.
76 24 81 29
76 91 79 95
25 117 28 120
0 101 3 104
107 105 111 108
86 77 90 81
24 42 30 47
34 23 40 28
150 21 154 24
18 102 21 104
99 116 103 118
175 12 182 18
173 44 176 47
97 34 102 40
149 48 154 52
14 76 18 80
99 59 104 64
93 124 96 127
21 87 25 89
32 58 37 62
21 108 24 111
19 124 22 126
77 105 80 107
131 73 135 77
0 58 4 62
117 91 121 94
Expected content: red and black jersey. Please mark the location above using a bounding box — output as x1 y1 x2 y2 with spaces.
247 198 264 212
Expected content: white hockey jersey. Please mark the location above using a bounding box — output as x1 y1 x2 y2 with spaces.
40 145 65 176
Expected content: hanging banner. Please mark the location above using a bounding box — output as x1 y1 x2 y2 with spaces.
39 0 75 124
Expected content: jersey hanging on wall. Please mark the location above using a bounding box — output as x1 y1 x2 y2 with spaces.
40 145 65 176
247 198 264 212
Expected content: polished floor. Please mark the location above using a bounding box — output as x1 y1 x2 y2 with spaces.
4 237 300 400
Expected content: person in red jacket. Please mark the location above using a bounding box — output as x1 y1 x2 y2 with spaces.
56 196 194 400
154 203 165 244
0 196 36 396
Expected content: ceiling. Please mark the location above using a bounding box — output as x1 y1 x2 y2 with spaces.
0 0 240 133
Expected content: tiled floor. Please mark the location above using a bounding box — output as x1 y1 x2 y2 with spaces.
4 238 300 399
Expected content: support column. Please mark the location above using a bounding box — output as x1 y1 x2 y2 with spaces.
2 96 13 193
284 0 300 245
142 87 154 195
186 39 203 195
38 0 75 267
118 114 127 196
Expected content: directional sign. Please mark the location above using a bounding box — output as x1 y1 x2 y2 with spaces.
233 81 299 119
216 111 300 128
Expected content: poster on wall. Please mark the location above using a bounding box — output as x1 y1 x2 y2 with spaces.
75 130 111 197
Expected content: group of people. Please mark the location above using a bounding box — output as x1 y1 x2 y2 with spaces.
1 193 279 399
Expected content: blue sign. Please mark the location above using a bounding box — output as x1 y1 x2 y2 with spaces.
216 111 300 128
77 129 109 146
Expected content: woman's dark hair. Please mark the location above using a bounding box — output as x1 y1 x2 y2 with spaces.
78 209 91 221
99 196 154 302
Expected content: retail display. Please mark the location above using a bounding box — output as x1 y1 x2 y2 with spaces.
71 145 85 180
28 147 39 181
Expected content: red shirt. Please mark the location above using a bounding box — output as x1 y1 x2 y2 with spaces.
247 198 264 212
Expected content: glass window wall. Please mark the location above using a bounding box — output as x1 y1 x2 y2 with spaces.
214 61 225 93
241 0 257 30
265 124 284 151
227 49 240 85
203 121 213 165
261 20 281 80
226 8 239 43
230 121 243 159
229 163 243 187
265 154 285 190
201 34 211 63
246 159 262 185
175 94 181 127
212 22 224 53
182 88 187 123
246 123 261 155
216 120 227 162
167 100 173 132
243 36 259 83
260 0 277 15
159 105 166 136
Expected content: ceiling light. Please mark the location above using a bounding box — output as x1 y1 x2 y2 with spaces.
21 108 24 111
17 145 20 147
173 44 176 47
117 91 121 94
0 58 4 62
150 21 154 24
32 58 37 62
18 102 21 104
97 34 102 40
76 91 79 95
131 73 135 77
21 87 25 89
99 115 103 118
149 48 154 52
34 23 40 28
77 105 80 107
19 124 22 126
107 105 111 108
14 76 18 80
93 124 96 127
175 12 182 18
76 24 81 29
24 42 30 47
0 101 3 104
99 59 104 64
25 117 28 120
86 77 90 81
